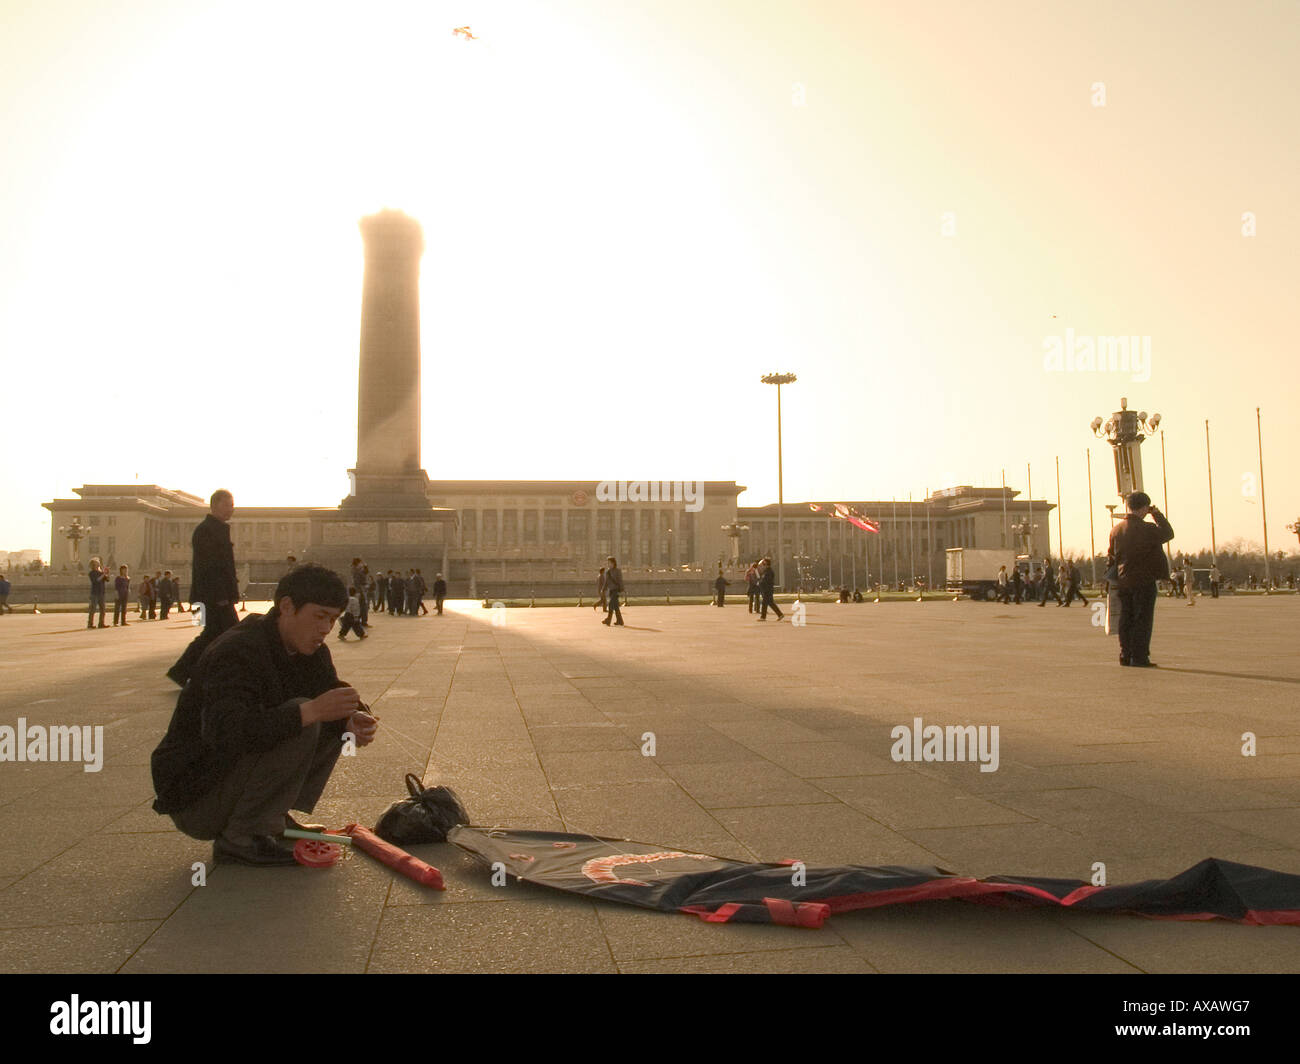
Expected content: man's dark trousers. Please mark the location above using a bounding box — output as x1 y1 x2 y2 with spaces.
170 722 341 841
1117 583 1159 665
171 603 240 681
760 592 783 620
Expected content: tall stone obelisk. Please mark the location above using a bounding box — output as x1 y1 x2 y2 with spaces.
342 209 433 510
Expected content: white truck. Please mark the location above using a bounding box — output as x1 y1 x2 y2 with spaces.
946 548 1019 601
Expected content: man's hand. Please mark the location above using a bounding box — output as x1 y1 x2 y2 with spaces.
348 709 379 747
302 686 360 725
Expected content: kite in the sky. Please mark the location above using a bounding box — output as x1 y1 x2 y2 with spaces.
452 26 477 39
448 826 1300 928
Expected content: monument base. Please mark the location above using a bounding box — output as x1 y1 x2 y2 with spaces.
306 506 457 578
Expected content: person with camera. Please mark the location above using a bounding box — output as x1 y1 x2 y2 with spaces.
1106 491 1175 668
150 564 379 866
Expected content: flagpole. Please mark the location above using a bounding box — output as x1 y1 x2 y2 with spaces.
908 492 916 590
827 507 833 591
892 497 899 589
1086 449 1097 585
926 489 934 593
1027 463 1034 562
1055 455 1063 560
1258 407 1271 588
1001 469 1008 548
1205 419 1217 564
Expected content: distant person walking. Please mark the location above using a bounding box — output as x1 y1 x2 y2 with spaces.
757 557 783 621
159 570 176 619
995 565 1010 603
0 573 11 614
602 556 625 626
1106 491 1174 668
1210 564 1221 599
414 569 429 615
433 573 447 615
113 565 131 626
745 562 760 613
375 569 388 613
1011 567 1024 604
1061 562 1087 606
1037 561 1062 607
714 568 729 606
168 490 240 685
87 558 109 629
387 571 404 614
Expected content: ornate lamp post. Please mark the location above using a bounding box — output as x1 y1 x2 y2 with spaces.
761 372 797 591
1090 398 1161 502
58 518 93 566
792 552 813 595
720 520 749 568
1011 518 1038 559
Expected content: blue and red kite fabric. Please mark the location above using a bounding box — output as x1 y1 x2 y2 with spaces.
447 827 1300 928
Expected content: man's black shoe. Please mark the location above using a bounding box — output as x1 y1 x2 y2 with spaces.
1119 658 1130 666
213 834 299 866
1132 661 1159 668
285 813 328 833
165 666 186 687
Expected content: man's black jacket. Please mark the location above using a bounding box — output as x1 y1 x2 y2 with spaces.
191 513 239 605
758 567 776 594
1107 510 1175 589
150 610 347 814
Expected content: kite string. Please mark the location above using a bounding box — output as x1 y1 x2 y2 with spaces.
369 717 690 860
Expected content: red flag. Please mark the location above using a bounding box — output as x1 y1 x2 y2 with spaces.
849 508 881 534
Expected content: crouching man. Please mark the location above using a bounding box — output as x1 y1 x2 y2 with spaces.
150 564 379 866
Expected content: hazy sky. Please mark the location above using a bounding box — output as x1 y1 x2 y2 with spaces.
3 0 1297 557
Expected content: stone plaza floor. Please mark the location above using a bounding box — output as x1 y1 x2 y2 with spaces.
1 593 1297 973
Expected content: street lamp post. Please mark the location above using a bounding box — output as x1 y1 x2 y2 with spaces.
58 518 93 566
1090 398 1161 503
720 520 749 569
761 372 797 591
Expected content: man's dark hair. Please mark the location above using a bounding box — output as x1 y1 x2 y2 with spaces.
1127 491 1151 511
210 489 233 508
273 564 348 611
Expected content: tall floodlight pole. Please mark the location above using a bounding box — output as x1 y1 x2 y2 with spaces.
1086 450 1098 585
1205 420 1217 564
1054 456 1063 559
1257 407 1271 588
761 372 797 590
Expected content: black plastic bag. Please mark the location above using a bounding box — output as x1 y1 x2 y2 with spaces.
374 775 469 845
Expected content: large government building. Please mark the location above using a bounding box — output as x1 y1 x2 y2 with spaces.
42 481 1054 596
39 210 1055 597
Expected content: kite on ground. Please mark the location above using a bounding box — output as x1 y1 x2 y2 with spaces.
448 826 1300 928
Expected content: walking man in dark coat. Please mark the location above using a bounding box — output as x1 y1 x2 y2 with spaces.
1106 491 1175 667
602 556 624 626
714 567 729 606
433 573 447 615
375 570 388 613
757 557 783 621
168 490 240 686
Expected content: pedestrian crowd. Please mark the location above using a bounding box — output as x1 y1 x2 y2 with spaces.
83 559 188 628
